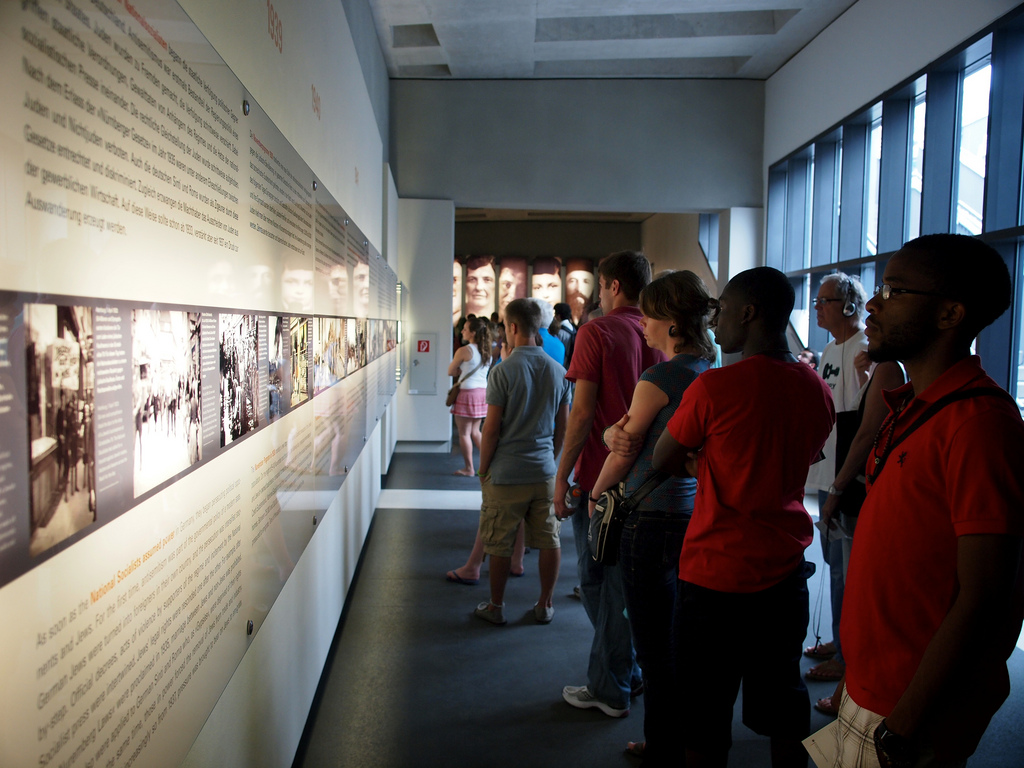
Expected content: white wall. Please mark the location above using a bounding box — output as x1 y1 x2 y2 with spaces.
764 0 1021 167
721 208 763 282
179 0 384 249
395 198 456 443
391 79 765 212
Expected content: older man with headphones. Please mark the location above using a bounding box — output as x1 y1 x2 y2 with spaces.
805 272 870 685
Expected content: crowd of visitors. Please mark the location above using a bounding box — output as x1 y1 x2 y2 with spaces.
443 236 1023 768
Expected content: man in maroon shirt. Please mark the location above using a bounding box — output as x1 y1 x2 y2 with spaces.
554 251 664 717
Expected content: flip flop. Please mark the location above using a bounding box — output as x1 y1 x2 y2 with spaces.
805 658 845 682
510 569 525 578
625 741 645 757
446 570 479 585
814 696 839 717
804 641 836 660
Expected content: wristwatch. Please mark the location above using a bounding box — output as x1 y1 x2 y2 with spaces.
827 484 844 496
873 720 916 768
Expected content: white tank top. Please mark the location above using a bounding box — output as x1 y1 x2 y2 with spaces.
459 343 489 389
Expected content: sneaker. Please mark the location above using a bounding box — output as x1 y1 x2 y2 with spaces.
562 685 628 718
534 603 554 624
474 601 506 625
571 585 582 600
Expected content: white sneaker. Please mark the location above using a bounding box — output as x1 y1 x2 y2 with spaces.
561 685 628 717
534 603 554 624
474 601 506 625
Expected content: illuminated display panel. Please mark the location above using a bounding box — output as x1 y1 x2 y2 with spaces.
0 1 399 766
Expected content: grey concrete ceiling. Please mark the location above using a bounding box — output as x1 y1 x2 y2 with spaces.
368 0 858 79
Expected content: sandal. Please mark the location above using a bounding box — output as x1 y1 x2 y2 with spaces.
814 695 839 717
805 658 845 682
625 741 645 757
804 641 836 660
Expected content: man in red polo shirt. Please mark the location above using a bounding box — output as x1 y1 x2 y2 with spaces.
831 234 1024 768
654 266 835 768
554 251 664 717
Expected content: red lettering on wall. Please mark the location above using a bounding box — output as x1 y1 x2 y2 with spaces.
267 0 283 53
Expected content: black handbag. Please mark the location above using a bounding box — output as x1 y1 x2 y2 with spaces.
588 471 667 566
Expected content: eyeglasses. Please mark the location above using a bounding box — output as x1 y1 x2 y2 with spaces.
873 284 947 301
812 297 843 308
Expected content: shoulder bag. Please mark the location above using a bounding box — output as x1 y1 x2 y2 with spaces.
588 471 668 566
446 357 486 407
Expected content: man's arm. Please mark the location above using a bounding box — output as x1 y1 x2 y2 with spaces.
553 403 569 460
884 534 1023 747
588 380 669 517
477 404 503 477
652 429 695 478
554 378 598 517
820 361 905 528
603 414 644 458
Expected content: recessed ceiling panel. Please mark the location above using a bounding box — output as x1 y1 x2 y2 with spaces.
535 10 800 43
393 23 441 48
535 56 749 77
397 63 453 77
368 0 859 79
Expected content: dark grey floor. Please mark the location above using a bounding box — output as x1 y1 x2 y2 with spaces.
293 450 1024 767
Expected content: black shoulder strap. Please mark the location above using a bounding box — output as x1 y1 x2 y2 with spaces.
622 470 670 512
874 386 1017 478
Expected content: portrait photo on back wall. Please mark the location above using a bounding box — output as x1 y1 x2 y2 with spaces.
565 258 595 325
497 256 527 322
531 256 563 307
464 254 496 319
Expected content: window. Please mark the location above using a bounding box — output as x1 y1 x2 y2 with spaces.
907 94 927 240
770 16 1024 396
956 62 991 235
698 213 720 279
865 118 883 255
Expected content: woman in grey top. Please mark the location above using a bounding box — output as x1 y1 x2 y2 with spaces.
590 271 716 766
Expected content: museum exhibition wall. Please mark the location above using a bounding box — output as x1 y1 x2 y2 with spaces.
0 0 398 766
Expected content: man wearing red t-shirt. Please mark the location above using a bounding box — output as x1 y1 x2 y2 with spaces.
554 251 664 717
831 235 1024 768
654 267 835 768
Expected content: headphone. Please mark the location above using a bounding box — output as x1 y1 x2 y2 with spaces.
838 275 858 317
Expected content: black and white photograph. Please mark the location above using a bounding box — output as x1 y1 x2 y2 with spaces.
369 320 384 362
132 310 203 498
268 315 292 422
385 320 397 352
354 319 369 369
220 313 261 447
25 303 96 556
313 317 345 394
290 316 310 407
269 315 310 421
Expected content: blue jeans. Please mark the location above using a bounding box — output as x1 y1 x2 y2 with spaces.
818 490 845 664
572 503 640 709
620 509 688 766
